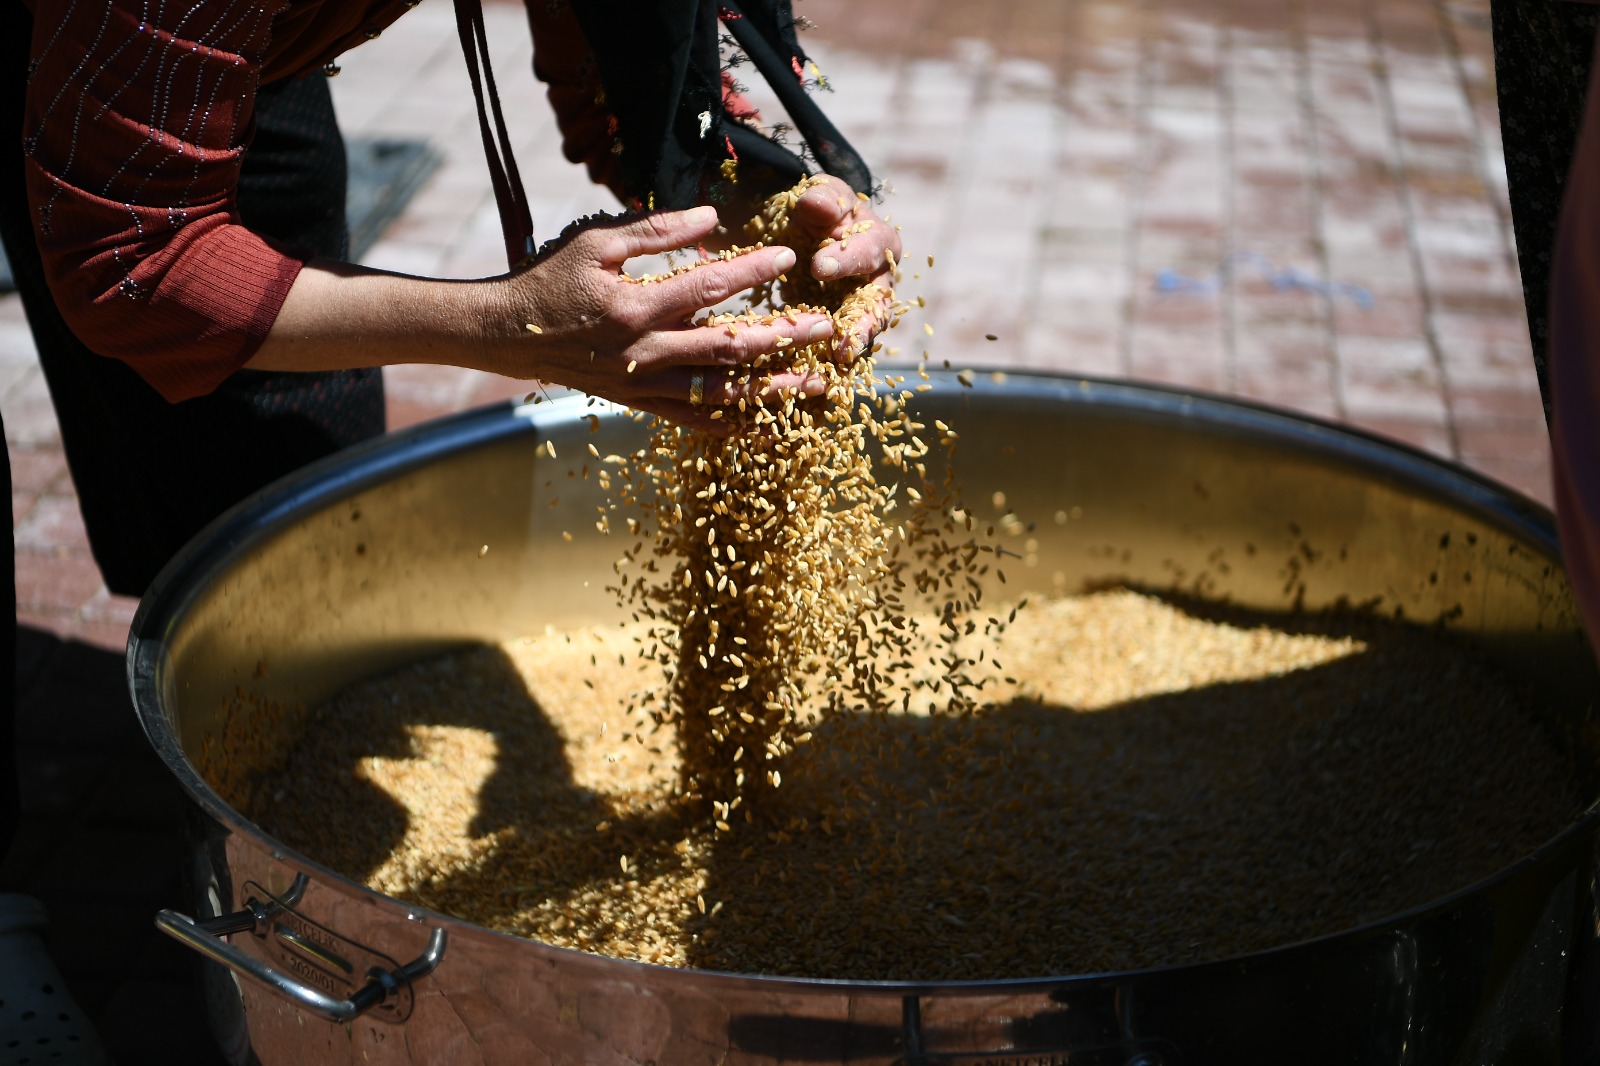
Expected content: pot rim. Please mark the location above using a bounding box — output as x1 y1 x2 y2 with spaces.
127 370 1600 994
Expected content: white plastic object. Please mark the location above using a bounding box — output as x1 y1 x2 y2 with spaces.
0 895 109 1066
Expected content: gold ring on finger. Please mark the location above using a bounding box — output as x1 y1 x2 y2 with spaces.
689 370 705 406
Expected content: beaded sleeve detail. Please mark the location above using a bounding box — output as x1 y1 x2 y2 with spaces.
23 0 307 402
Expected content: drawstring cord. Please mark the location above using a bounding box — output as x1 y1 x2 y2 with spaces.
453 0 537 268
717 0 871 196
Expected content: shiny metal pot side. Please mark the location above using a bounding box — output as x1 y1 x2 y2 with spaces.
129 373 1600 1066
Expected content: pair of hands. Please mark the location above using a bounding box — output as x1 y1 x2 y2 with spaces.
502 176 900 434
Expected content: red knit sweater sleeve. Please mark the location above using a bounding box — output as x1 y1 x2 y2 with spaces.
23 0 305 402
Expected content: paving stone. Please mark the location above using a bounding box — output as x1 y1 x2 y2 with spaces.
465 372 535 409
3 372 64 450
13 495 88 555
77 588 137 630
15 606 79 649
1337 335 1451 423
1020 320 1126 377
7 446 67 497
66 616 131 656
1448 380 1546 423
1463 454 1551 504
387 397 459 433
14 547 102 617
1333 287 1426 340
1455 416 1552 465
1128 322 1228 391
0 315 42 374
1233 374 1342 422
1347 413 1455 458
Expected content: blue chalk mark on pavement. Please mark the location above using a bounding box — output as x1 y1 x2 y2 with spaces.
1154 251 1374 310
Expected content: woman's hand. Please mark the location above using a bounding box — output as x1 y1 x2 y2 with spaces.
250 198 869 433
788 175 902 362
500 206 834 433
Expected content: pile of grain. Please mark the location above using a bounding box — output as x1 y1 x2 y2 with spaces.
247 588 1582 979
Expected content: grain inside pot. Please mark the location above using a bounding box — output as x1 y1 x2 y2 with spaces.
225 179 1584 980
242 587 1581 980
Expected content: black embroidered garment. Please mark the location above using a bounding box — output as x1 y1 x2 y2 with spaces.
466 0 874 263
568 0 873 210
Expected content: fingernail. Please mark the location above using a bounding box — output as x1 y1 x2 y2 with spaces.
771 247 797 272
688 205 718 224
815 255 840 278
808 321 833 342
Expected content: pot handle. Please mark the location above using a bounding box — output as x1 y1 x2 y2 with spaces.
156 906 447 1024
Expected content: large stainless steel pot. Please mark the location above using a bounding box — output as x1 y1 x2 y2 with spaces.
131 372 1600 1065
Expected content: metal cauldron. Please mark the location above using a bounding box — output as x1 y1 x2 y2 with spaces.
130 372 1600 1065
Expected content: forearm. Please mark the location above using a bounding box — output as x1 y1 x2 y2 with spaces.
246 259 518 376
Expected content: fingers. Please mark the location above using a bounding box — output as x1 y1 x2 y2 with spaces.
621 314 835 431
651 313 834 369
792 175 859 232
646 401 737 437
636 245 799 320
811 236 894 284
597 205 723 263
832 292 891 364
595 312 831 407
637 367 828 430
789 177 903 286
700 367 826 407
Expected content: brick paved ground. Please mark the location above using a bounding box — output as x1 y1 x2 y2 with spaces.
0 0 1547 1060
